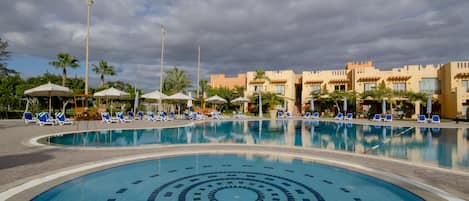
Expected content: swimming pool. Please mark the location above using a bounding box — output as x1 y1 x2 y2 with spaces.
43 120 469 170
32 154 423 201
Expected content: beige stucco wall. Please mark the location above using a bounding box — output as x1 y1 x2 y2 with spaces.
209 60 469 118
246 70 296 113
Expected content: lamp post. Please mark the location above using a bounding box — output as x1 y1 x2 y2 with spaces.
158 25 165 112
196 46 200 98
159 25 165 94
84 0 94 95
258 86 263 118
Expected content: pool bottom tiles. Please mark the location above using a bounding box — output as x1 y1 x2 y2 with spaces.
32 154 423 201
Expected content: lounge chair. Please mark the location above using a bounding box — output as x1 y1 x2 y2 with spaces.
56 112 73 125
217 112 224 119
147 112 157 121
233 111 240 118
384 114 392 122
136 111 144 120
312 112 319 119
195 112 206 120
116 112 131 123
285 112 292 118
128 111 136 120
238 111 247 119
417 115 426 123
334 113 343 120
372 114 382 121
431 115 440 124
185 112 192 120
38 112 55 126
102 112 118 123
344 113 353 120
157 112 167 121
304 112 311 119
168 112 175 120
277 111 284 118
23 112 37 124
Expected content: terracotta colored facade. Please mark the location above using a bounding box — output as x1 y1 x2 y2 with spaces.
209 73 246 89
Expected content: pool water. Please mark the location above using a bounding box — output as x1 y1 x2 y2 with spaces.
32 154 423 201
46 120 469 170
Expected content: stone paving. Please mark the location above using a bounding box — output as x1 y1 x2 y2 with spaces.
0 118 468 200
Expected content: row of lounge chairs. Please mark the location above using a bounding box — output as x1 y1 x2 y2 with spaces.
23 112 73 126
417 114 440 123
277 111 292 118
101 111 182 123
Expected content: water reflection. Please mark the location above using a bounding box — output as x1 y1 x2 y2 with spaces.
49 120 469 170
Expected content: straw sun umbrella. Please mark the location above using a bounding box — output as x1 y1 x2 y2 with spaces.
206 95 227 111
142 90 168 112
165 92 194 115
24 82 72 114
231 97 249 112
94 87 130 114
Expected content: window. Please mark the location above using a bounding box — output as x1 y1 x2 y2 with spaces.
393 83 406 91
275 85 285 95
310 85 321 92
334 85 346 91
463 80 469 92
419 78 440 94
254 85 263 92
364 83 376 92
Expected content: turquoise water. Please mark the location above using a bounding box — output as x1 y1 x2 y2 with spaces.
32 154 423 201
46 120 469 170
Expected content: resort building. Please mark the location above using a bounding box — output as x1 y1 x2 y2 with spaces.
209 60 469 119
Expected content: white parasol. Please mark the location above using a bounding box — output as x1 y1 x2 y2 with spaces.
24 82 72 114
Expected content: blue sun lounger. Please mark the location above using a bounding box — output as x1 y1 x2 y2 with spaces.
431 115 440 123
38 112 55 126
23 112 37 124
417 115 426 123
116 112 131 123
334 113 343 120
56 112 73 125
372 114 382 121
384 114 392 122
344 113 353 120
102 112 118 123
312 112 319 119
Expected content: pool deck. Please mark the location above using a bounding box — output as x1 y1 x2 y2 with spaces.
0 118 468 200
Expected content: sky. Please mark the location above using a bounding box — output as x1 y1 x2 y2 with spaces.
1 0 469 91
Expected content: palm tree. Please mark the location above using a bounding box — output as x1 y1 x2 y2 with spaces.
199 80 209 98
163 66 192 94
48 52 79 86
92 60 115 88
254 69 270 81
0 38 17 79
199 79 209 108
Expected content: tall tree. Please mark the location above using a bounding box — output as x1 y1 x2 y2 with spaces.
0 38 17 78
48 52 80 86
163 66 192 94
92 60 115 87
254 69 269 81
199 79 209 98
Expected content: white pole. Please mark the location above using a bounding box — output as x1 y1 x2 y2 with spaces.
159 25 165 112
84 0 94 95
259 87 263 118
197 46 200 98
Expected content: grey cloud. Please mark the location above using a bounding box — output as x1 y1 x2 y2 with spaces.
1 0 469 90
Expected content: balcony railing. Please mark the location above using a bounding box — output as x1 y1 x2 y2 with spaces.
420 89 441 94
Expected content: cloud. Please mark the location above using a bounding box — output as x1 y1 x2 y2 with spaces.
1 0 469 90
